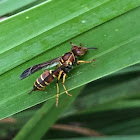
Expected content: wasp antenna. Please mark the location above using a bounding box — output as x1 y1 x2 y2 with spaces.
80 43 82 47
87 47 98 50
70 42 75 46
28 89 34 94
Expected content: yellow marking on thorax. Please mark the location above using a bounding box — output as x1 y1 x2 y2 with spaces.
65 51 75 65
68 51 75 62
71 51 75 61
59 61 63 65
59 58 64 65
61 58 64 63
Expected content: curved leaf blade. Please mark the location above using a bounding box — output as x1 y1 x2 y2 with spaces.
0 0 140 76
0 2 140 120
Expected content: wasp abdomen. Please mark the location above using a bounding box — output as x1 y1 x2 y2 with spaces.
33 70 56 91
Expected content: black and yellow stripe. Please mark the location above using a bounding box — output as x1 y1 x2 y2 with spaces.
34 81 43 90
60 57 64 65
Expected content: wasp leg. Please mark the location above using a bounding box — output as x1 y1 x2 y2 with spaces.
56 70 63 107
62 73 72 97
76 59 95 65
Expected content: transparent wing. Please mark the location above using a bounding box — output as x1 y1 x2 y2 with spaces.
20 57 61 80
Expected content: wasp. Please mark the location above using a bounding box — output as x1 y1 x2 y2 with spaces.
20 42 97 106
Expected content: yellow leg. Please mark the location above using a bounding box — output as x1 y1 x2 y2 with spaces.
56 71 63 107
56 83 59 107
77 59 95 65
62 73 72 96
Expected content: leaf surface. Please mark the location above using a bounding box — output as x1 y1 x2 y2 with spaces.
0 0 140 120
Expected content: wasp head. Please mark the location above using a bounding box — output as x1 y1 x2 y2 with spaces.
70 42 97 56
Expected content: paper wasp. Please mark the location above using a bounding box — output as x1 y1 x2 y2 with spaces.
20 42 97 106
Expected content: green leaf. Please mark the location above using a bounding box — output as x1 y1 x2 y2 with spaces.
112 63 140 76
0 0 108 57
14 86 84 140
1 0 140 75
0 0 140 120
79 72 140 109
57 108 140 136
14 67 140 139
48 136 140 140
62 70 140 116
0 0 37 16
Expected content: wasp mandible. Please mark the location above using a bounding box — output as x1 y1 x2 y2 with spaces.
20 42 97 106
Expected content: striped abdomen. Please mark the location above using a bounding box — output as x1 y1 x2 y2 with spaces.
33 70 58 91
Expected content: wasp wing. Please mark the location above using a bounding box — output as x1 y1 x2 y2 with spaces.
20 57 61 80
